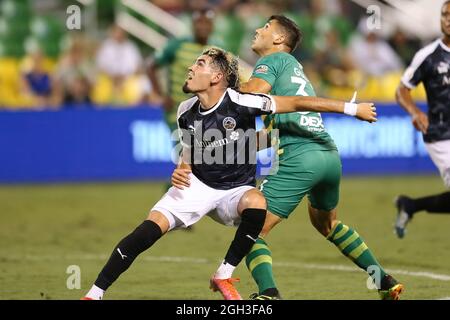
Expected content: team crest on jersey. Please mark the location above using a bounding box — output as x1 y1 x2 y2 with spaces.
223 117 237 130
437 62 449 74
254 65 269 74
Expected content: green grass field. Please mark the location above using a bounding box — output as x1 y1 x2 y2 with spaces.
0 176 449 300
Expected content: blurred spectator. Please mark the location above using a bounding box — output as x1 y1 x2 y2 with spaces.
289 0 353 62
96 24 142 79
53 36 94 108
348 18 403 77
20 49 54 108
94 24 149 106
147 7 216 132
210 0 245 55
185 0 212 12
151 0 185 15
314 28 356 88
389 29 422 66
310 0 353 47
235 0 277 64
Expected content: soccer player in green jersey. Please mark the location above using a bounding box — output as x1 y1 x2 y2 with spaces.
173 15 404 300
243 15 403 300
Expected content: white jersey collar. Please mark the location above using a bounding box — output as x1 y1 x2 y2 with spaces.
439 39 450 52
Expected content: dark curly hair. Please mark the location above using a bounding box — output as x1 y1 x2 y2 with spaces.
202 47 240 89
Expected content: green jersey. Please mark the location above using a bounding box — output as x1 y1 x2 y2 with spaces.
252 52 337 153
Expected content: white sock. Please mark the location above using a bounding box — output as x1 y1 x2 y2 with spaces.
214 260 236 279
85 285 105 300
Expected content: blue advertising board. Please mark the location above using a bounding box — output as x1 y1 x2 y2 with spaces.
0 103 437 183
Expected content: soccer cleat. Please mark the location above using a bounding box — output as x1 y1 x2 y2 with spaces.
210 278 242 300
80 297 95 300
249 293 282 300
378 275 404 300
394 196 413 239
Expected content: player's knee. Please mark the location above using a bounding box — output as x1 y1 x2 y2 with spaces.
147 211 170 234
238 189 267 211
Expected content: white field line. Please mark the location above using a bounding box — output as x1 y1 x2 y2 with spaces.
4 254 450 282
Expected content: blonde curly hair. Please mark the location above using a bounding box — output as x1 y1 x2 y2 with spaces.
202 47 240 89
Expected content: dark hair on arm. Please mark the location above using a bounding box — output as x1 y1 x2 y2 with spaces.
268 15 303 52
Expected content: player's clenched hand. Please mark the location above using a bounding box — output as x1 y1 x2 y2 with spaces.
172 168 191 189
411 110 429 134
356 103 377 123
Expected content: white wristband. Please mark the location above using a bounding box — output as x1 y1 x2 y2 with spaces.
344 102 358 116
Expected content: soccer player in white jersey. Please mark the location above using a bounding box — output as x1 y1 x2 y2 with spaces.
394 1 450 238
83 47 376 300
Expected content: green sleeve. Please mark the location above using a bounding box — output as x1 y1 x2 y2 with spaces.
251 55 279 86
154 38 183 66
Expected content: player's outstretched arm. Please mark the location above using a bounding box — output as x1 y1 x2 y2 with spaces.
240 77 272 94
271 95 378 123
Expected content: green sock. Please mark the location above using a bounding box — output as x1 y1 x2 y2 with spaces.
245 238 277 294
327 221 388 283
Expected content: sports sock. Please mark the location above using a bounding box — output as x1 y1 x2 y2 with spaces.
214 261 236 279
245 238 278 295
410 192 450 214
94 220 162 291
85 285 104 300
223 208 266 268
327 221 388 285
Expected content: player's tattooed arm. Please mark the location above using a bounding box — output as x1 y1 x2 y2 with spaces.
271 95 378 123
172 150 192 190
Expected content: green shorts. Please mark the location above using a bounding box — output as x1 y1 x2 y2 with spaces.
260 148 342 218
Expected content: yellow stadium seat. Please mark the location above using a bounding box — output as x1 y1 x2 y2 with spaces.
19 56 56 74
411 83 427 102
0 57 57 109
91 74 144 106
91 74 113 105
375 72 400 102
122 76 143 105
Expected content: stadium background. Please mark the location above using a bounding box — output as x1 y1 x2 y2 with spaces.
0 0 449 300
